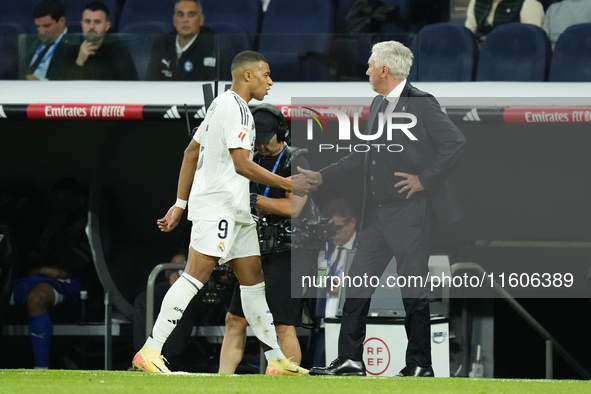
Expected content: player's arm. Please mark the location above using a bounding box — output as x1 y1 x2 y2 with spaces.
176 139 200 200
231 148 314 197
254 192 308 218
157 139 200 232
231 148 290 190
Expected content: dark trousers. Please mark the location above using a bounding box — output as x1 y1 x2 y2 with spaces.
338 199 432 367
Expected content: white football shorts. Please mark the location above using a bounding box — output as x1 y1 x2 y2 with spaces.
190 218 260 264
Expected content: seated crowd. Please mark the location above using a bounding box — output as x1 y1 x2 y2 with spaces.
0 0 590 82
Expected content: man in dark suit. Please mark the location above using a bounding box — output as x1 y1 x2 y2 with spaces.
23 0 71 80
299 41 466 377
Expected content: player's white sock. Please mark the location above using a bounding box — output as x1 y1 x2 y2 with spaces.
240 282 284 360
146 273 204 352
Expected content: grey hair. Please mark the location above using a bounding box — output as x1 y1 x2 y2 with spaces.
371 41 413 79
175 0 202 13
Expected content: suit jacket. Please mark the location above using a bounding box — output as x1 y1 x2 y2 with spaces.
319 82 466 224
21 35 73 80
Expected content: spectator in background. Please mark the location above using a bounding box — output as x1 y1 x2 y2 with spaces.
23 0 71 81
64 2 138 80
465 0 545 41
543 0 591 47
146 0 217 81
10 177 92 369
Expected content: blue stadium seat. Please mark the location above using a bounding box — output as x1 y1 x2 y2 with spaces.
258 0 334 81
62 0 120 31
200 0 260 41
119 0 176 33
119 22 172 80
119 21 171 35
415 23 478 82
476 23 550 81
0 0 36 32
549 23 591 82
207 22 252 80
0 22 28 79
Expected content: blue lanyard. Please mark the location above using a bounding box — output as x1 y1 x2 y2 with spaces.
326 248 344 277
258 144 288 197
31 41 59 69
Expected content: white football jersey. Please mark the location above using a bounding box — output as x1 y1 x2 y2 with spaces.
188 90 256 223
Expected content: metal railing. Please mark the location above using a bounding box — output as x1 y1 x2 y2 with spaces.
448 262 591 380
145 262 185 337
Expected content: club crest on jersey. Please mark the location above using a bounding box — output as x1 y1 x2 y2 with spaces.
217 242 226 252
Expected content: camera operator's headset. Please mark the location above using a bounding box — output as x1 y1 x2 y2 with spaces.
251 104 290 145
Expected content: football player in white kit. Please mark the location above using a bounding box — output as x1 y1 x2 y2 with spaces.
133 51 313 375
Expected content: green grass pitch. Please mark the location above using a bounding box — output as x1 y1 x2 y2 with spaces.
1 370 590 394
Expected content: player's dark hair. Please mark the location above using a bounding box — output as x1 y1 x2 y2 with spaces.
231 51 268 72
322 198 356 222
32 0 65 21
83 1 110 20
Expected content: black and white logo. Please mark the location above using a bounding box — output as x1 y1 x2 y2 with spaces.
463 108 481 122
164 105 181 119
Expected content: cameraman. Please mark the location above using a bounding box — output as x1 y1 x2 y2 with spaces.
218 104 317 373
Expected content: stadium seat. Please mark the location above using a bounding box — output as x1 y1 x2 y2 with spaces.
258 0 334 81
119 22 171 80
62 0 120 31
549 23 591 82
0 0 35 32
415 23 478 82
0 22 28 80
119 0 176 33
476 23 550 82
119 21 171 35
200 0 260 42
207 22 252 80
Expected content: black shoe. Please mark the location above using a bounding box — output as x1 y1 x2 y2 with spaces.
395 364 434 377
309 357 366 376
